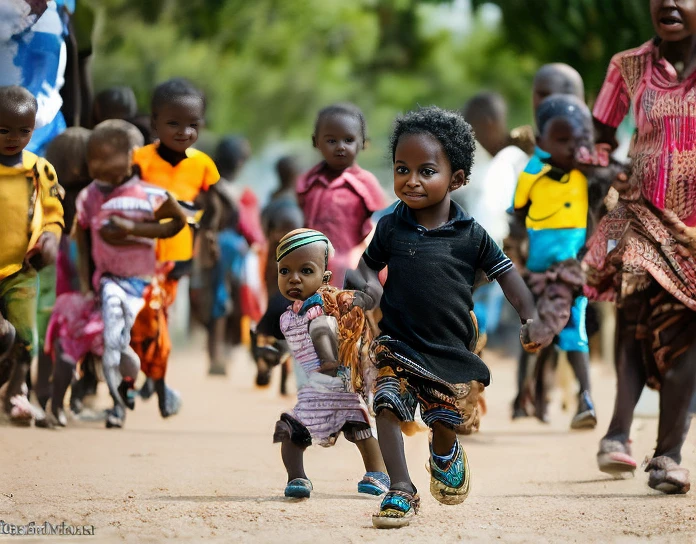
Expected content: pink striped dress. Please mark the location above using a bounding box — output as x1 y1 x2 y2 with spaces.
280 299 371 447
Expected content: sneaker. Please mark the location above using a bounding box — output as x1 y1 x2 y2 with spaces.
118 380 135 411
429 439 470 505
160 386 181 418
139 378 155 400
105 405 125 429
372 489 420 529
358 471 390 496
284 478 312 498
570 390 597 430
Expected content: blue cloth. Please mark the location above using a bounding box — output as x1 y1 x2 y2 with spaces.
557 296 589 353
472 281 505 336
525 228 587 273
0 1 73 156
211 230 248 320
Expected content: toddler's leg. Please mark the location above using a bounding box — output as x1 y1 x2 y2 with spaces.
274 416 312 498
50 342 74 427
101 281 132 427
355 435 390 496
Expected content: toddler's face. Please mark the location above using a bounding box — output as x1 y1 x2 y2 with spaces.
0 107 35 157
153 97 204 154
314 113 362 171
537 117 590 172
651 0 696 42
277 243 326 302
393 132 463 210
88 143 132 186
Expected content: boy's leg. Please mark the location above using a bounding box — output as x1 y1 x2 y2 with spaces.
567 351 597 429
50 342 74 427
207 316 227 375
273 415 312 497
34 265 57 409
355 435 390 495
533 345 556 423
1 270 37 422
376 409 415 493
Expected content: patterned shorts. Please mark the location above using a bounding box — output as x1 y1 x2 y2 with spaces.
372 339 484 432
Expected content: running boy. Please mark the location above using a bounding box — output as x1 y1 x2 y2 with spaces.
347 107 545 528
0 85 63 425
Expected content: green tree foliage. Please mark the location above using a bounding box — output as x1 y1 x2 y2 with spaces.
88 0 538 148
472 0 654 97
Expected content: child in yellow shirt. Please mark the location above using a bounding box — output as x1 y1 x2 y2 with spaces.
0 86 64 425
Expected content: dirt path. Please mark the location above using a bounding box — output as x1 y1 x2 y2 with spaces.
1 336 695 543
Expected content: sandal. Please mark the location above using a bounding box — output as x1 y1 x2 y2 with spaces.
646 456 690 495
429 439 470 505
284 478 312 498
372 489 420 529
358 471 390 496
597 438 636 478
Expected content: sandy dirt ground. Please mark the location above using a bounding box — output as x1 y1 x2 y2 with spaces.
1 333 695 544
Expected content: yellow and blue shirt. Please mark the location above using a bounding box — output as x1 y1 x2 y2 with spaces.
513 148 588 273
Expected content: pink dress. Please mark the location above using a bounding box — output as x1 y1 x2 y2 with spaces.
297 162 385 286
280 298 371 447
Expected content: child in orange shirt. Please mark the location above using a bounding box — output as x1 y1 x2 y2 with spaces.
131 78 220 417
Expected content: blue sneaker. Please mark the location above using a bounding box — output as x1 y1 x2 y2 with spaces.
284 478 312 498
358 471 390 496
429 439 470 505
372 489 420 529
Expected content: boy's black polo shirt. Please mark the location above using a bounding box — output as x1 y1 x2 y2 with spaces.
364 201 513 386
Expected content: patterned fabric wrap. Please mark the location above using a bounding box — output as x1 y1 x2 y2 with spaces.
276 285 375 447
130 263 176 381
372 336 484 431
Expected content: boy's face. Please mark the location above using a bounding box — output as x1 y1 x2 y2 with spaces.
393 132 465 210
651 0 696 42
313 114 362 171
88 143 132 186
277 243 326 301
153 97 204 154
0 107 35 158
537 117 588 172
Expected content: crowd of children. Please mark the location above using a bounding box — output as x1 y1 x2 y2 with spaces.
1 0 695 529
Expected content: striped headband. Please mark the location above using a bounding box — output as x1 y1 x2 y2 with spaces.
276 228 330 267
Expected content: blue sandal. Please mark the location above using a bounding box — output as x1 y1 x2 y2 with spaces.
429 439 470 505
372 489 420 529
358 471 390 496
284 478 313 498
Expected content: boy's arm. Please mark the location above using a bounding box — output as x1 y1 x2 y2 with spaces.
103 193 187 241
344 257 383 310
496 268 546 353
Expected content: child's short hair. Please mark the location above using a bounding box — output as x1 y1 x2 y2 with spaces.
0 85 38 117
536 95 591 135
89 120 142 157
93 86 138 123
276 155 298 183
462 91 506 125
93 119 144 150
313 102 367 144
390 106 476 178
45 127 91 187
151 78 205 116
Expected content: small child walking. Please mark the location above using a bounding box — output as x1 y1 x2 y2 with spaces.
297 103 386 287
0 85 64 425
513 94 597 429
73 120 187 428
348 107 544 528
131 78 220 415
272 229 389 499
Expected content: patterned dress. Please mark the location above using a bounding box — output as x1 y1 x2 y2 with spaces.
278 288 373 447
583 39 696 383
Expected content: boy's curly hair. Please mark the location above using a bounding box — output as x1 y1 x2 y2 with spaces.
389 106 476 178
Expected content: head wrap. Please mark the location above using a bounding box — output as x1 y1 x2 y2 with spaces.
276 228 331 268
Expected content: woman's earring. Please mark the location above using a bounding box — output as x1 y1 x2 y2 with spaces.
322 271 332 285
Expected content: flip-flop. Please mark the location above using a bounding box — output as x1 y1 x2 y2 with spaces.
284 478 312 498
